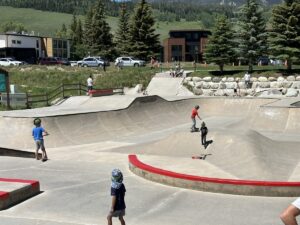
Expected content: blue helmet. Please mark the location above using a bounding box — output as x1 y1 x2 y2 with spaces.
111 169 123 183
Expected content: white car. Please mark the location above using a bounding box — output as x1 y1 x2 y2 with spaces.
115 57 146 67
0 58 23 66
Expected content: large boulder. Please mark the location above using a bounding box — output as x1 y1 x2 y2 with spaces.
202 89 214 96
282 81 293 88
202 82 211 89
188 81 195 87
270 82 281 89
210 83 220 89
224 89 234 96
212 77 222 83
287 76 296 81
250 77 258 82
185 77 193 81
203 76 212 82
258 76 268 82
214 89 224 96
238 82 247 89
193 77 202 82
227 77 235 82
268 77 277 82
296 76 300 81
193 87 203 95
247 89 255 96
286 88 299 97
259 82 271 88
219 82 226 89
221 77 227 82
292 81 300 89
225 82 235 89
277 76 285 82
195 81 203 88
251 82 260 89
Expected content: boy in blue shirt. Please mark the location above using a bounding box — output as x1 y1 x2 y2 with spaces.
107 169 126 225
32 118 49 161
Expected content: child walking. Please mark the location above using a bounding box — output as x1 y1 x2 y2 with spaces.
107 169 126 225
200 121 208 149
32 118 49 161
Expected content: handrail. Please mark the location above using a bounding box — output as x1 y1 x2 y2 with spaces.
26 83 123 108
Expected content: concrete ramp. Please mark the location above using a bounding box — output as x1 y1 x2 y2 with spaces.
146 73 193 96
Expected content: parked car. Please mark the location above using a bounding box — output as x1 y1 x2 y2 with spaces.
93 56 110 66
39 57 59 65
0 58 23 66
115 57 146 67
77 57 104 67
54 57 71 66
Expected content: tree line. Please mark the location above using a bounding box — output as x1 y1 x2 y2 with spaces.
204 0 300 72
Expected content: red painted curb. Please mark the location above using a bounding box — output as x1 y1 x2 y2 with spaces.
0 191 9 200
128 155 300 187
0 178 39 189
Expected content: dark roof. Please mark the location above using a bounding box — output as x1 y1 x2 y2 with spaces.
169 29 211 33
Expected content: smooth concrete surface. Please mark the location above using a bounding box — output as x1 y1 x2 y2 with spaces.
0 95 300 224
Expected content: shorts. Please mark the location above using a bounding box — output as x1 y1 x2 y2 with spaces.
109 209 125 217
35 139 45 151
292 198 300 209
87 86 93 91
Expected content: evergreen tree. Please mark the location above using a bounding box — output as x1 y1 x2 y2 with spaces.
204 15 236 73
269 0 300 70
84 0 114 59
83 6 94 54
129 0 160 60
236 0 268 72
115 3 131 55
69 14 77 43
56 23 68 38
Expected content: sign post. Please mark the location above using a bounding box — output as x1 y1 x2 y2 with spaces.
0 68 10 109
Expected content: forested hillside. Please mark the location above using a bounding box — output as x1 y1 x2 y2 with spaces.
0 0 276 25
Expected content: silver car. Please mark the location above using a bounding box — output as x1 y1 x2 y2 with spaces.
77 57 104 67
115 57 145 67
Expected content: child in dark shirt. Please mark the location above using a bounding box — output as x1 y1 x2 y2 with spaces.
107 169 126 225
200 121 208 149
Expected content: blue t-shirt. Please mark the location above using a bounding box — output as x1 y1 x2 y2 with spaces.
111 183 126 211
32 127 45 141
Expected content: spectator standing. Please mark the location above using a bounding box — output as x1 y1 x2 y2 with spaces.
280 198 300 225
191 105 202 132
107 169 126 225
150 57 155 69
87 75 94 94
200 121 208 148
244 71 251 89
234 79 241 97
32 118 48 161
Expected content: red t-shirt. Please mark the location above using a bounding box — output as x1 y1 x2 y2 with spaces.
191 108 198 118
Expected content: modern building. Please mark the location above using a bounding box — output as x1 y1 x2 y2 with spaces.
0 32 70 64
163 29 211 63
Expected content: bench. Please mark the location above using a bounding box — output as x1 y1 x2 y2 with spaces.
89 88 124 97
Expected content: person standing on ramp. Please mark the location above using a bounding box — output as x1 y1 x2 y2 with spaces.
191 105 202 132
32 118 49 161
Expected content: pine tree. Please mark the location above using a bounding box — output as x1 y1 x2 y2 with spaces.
83 6 94 54
204 15 236 73
87 0 114 58
56 23 68 38
236 0 268 72
269 0 300 70
115 3 131 55
129 0 160 60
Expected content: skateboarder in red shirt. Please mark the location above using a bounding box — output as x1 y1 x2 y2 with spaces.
191 105 202 132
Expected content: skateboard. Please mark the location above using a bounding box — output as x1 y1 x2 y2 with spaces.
190 127 200 132
192 153 212 160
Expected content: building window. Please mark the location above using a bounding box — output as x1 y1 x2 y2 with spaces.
12 40 16 44
171 45 183 61
36 40 39 48
53 40 58 48
58 40 62 48
63 41 67 49
17 40 21 44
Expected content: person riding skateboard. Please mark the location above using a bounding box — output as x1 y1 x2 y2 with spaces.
191 105 202 132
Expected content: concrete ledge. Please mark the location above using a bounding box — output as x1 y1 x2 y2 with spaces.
0 178 40 210
129 155 300 197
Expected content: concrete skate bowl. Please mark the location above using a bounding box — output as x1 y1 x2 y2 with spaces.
1 96 300 196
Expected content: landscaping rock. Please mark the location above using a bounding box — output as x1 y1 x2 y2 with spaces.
202 82 211 89
259 82 271 88
286 88 299 97
193 77 202 82
225 82 235 89
287 76 296 81
296 76 300 81
270 82 281 89
203 76 212 82
247 89 255 96
214 89 224 96
238 82 246 89
188 81 195 87
268 77 277 82
291 82 300 89
185 77 193 81
193 88 203 95
224 89 234 96
282 81 293 88
227 77 235 82
221 77 227 82
250 77 258 82
277 76 285 82
219 82 226 89
210 83 220 89
282 88 287 95
212 77 222 83
258 76 268 82
251 82 260 89
202 89 214 96
195 81 203 88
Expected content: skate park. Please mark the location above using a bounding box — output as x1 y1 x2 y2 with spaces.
1 74 300 225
